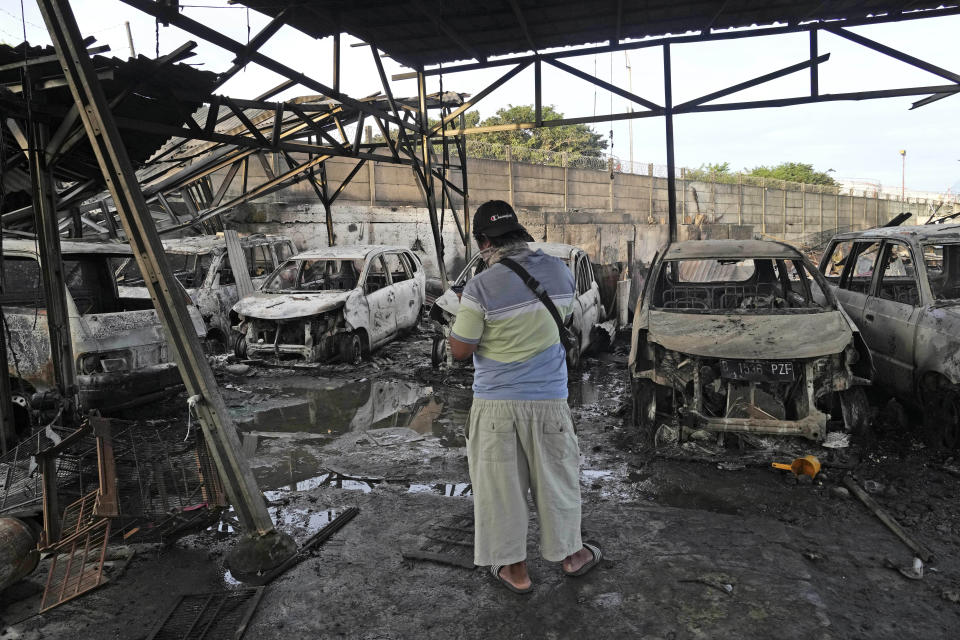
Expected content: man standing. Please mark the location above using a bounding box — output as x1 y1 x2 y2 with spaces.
449 200 601 593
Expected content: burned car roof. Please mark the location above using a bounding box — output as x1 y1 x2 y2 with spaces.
3 238 133 256
528 242 579 259
161 234 289 255
292 245 410 260
662 239 804 260
831 223 960 242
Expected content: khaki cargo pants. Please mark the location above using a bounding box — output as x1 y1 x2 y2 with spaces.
466 398 582 567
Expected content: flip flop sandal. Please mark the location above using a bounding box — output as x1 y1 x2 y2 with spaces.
490 565 534 594
563 541 602 577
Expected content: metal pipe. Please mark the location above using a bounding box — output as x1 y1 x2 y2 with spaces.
663 44 677 243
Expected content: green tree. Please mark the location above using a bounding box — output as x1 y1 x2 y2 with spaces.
685 162 734 182
467 104 607 159
747 162 836 186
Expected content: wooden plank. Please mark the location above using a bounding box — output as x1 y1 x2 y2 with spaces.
224 230 255 298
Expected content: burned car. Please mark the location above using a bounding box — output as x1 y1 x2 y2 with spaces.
233 245 425 363
819 224 960 447
117 233 295 351
430 242 606 368
2 239 206 426
628 239 872 443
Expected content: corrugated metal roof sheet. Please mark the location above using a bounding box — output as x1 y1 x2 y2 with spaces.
237 1 954 68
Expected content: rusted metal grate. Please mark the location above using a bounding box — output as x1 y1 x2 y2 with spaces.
147 588 265 640
0 425 88 515
402 511 475 569
40 518 111 612
58 490 100 542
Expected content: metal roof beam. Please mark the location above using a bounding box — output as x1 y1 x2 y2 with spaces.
118 0 419 135
399 5 960 78
544 57 662 112
674 53 831 110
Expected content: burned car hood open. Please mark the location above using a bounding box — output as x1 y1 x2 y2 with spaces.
234 291 353 320
647 310 853 360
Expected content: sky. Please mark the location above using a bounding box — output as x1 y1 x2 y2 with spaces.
2 0 959 193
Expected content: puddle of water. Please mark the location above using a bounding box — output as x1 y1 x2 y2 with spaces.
231 377 471 446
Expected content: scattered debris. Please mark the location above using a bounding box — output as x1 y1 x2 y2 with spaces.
679 574 735 595
771 455 821 478
226 364 252 376
146 587 265 640
238 506 359 586
843 475 933 562
40 518 110 612
822 432 851 449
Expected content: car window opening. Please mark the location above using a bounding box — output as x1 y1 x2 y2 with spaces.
653 258 828 313
264 258 363 292
925 243 960 302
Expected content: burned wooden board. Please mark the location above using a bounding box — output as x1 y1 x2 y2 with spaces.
402 511 475 569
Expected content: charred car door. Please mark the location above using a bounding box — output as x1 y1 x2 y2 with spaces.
861 240 921 397
835 239 882 327
361 255 398 347
383 252 419 330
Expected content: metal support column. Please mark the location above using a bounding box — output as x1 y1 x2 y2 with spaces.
0 309 15 454
418 70 448 285
37 0 291 567
29 120 77 420
663 44 678 243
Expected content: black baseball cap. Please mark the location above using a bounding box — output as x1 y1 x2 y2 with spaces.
473 200 526 238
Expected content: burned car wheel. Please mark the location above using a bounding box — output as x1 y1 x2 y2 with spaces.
431 335 447 369
233 334 247 359
839 387 871 436
340 333 364 365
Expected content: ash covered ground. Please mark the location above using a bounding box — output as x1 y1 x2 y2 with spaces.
3 323 960 640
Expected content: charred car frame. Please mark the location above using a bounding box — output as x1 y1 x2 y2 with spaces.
628 239 873 443
233 245 425 364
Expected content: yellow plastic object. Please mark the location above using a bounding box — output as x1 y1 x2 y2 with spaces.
771 455 821 478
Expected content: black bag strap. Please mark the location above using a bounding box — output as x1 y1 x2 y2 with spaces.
498 257 571 348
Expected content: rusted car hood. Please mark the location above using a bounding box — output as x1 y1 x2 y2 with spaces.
234 291 352 320
648 310 852 359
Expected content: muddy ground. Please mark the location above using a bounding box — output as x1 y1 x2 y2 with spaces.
2 323 960 639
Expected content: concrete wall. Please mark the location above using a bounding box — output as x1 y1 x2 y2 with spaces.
228 153 958 278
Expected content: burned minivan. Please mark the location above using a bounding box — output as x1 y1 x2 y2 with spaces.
2 239 206 426
628 239 872 443
233 245 425 364
819 224 960 447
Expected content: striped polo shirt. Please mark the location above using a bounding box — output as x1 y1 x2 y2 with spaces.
451 248 576 400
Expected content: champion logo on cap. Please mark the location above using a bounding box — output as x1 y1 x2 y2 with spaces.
489 213 514 222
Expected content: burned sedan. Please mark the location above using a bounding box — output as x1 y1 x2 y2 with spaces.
233 246 425 364
628 239 872 443
819 224 960 447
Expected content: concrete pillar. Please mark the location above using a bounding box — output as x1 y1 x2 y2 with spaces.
819 185 824 234
648 163 654 223
680 167 686 222
608 157 615 212
782 184 787 238
506 146 514 208
562 152 569 211
737 173 743 224
761 178 766 234
801 183 806 236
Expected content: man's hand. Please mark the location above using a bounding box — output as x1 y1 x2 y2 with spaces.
449 336 478 360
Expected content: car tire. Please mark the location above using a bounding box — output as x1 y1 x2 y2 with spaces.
566 333 581 371
431 335 447 369
340 333 363 365
839 387 871 436
233 333 247 359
